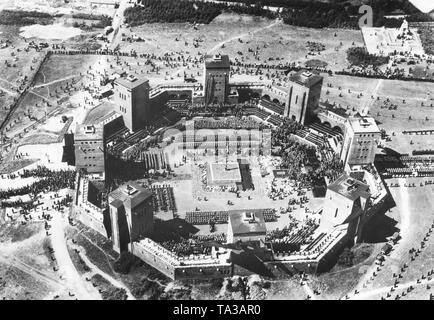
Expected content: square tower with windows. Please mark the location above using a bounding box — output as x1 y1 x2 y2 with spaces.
204 54 230 105
109 182 154 253
113 75 150 132
74 123 105 178
340 117 381 170
320 173 371 243
285 70 323 124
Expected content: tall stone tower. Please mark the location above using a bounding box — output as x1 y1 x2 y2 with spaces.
108 182 154 253
204 54 230 105
113 75 150 132
340 117 381 171
284 70 323 125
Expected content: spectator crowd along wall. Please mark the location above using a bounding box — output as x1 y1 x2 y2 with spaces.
130 238 232 280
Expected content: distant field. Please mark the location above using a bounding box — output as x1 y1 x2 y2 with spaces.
0 95 15 129
0 159 37 174
0 0 116 17
0 10 55 26
33 55 97 86
0 52 96 142
0 222 57 300
316 73 434 155
350 178 434 300
122 13 363 73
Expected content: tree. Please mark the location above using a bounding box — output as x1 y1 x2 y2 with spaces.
337 247 354 267
113 251 142 274
347 47 389 67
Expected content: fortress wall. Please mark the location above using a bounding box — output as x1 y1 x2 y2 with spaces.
316 231 350 273
174 263 232 280
78 209 108 238
130 241 176 279
130 240 232 280
265 260 319 277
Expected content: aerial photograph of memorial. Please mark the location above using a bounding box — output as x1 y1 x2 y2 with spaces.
1 0 434 302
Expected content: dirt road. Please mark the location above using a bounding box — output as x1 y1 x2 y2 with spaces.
50 212 101 300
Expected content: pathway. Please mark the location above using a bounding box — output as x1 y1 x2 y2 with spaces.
50 212 101 300
69 240 136 300
361 78 383 116
32 75 79 89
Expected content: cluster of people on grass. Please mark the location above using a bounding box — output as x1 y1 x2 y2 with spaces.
337 65 407 80
0 168 76 202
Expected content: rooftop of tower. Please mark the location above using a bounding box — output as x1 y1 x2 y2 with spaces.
289 70 323 88
114 74 149 90
204 54 230 69
109 181 153 209
348 117 380 134
328 173 371 201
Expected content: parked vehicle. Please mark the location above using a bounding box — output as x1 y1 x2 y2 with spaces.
381 243 393 255
390 232 401 244
375 254 385 265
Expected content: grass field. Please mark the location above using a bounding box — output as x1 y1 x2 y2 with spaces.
0 221 61 300
344 177 434 300
307 243 379 300
0 263 52 300
0 22 100 154
123 13 363 70
319 74 434 154
66 223 173 300
33 55 97 87
0 158 36 174
0 45 98 161
265 279 307 300
114 13 364 87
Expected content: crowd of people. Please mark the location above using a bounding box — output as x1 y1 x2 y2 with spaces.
185 209 277 226
266 218 319 253
151 185 176 213
0 169 76 204
185 211 229 225
193 117 261 130
271 117 344 185
159 238 212 257
191 233 226 244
